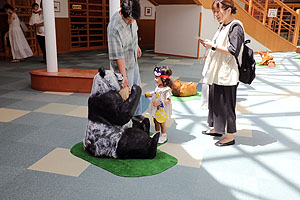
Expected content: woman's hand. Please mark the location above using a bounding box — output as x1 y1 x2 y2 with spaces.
137 46 142 58
204 39 213 50
200 39 213 50
153 100 161 107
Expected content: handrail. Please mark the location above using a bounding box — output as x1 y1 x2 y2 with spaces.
236 0 300 46
273 0 297 15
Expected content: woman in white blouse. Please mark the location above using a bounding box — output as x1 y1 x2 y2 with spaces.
200 0 244 147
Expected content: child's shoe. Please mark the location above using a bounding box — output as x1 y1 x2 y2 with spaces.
158 133 167 144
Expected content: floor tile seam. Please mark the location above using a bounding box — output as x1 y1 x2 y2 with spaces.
16 139 73 149
0 121 41 130
0 164 27 171
0 140 57 150
0 107 32 114
6 110 67 121
26 168 83 178
31 110 87 118
0 96 23 102
34 102 88 109
0 91 42 96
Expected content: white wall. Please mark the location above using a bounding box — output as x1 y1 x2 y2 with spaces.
36 0 69 18
154 5 269 58
237 0 246 9
140 0 156 20
199 7 219 57
155 5 201 58
244 33 270 52
53 0 69 18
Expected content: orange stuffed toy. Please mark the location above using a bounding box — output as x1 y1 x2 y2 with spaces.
172 80 197 97
258 51 275 66
267 60 276 68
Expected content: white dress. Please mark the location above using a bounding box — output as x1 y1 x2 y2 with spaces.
147 86 172 120
9 13 33 60
29 12 42 26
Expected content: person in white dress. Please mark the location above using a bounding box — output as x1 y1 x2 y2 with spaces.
29 3 42 34
4 4 33 62
145 66 173 144
30 2 46 63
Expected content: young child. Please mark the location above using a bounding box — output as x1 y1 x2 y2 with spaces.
145 66 173 144
29 3 42 34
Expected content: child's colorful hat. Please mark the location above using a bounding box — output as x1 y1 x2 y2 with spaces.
153 67 170 79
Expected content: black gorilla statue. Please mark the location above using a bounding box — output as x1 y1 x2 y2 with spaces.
83 67 159 159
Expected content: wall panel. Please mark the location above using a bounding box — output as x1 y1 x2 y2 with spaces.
155 5 201 58
137 19 155 48
55 18 71 53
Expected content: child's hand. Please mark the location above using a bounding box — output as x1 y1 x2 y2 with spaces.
153 100 161 107
145 92 150 98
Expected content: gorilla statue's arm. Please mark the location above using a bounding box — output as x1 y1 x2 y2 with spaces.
88 85 141 126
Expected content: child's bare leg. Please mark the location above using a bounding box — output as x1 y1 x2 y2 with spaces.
161 122 167 134
154 118 160 132
158 122 167 143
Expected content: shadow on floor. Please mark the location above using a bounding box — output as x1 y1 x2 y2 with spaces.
235 130 277 146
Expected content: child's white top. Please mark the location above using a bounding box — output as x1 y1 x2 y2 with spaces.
147 86 172 120
29 13 42 26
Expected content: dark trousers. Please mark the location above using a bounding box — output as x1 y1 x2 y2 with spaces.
37 35 46 61
208 83 238 134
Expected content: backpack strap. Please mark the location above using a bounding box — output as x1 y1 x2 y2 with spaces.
230 21 246 68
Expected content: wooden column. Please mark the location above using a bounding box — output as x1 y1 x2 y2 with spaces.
248 0 253 14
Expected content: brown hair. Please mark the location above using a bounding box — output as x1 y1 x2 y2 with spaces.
154 66 173 88
212 0 237 14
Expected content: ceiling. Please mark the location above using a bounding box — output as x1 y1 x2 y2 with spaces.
148 0 199 6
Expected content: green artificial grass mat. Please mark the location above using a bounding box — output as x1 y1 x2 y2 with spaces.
70 142 178 177
171 91 201 102
256 62 280 69
294 57 300 60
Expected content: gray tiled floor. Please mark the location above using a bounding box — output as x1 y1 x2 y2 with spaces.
0 50 300 200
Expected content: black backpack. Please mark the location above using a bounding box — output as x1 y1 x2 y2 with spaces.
235 40 256 84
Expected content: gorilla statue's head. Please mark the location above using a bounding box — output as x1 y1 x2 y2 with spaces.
90 67 123 96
